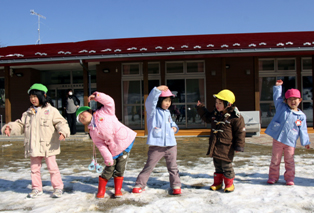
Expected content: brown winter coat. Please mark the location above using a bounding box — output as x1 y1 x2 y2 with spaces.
1 104 70 158
196 105 245 162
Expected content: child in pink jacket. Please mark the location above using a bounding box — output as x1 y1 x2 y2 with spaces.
76 92 137 198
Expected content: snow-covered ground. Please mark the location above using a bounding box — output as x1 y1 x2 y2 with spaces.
1 137 314 213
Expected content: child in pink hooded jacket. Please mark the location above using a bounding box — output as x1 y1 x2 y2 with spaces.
76 91 137 198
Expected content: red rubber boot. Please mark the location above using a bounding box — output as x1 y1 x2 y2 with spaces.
114 177 124 198
96 176 108 198
223 175 235 193
210 173 223 191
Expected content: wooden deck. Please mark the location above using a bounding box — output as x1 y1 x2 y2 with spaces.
134 128 314 137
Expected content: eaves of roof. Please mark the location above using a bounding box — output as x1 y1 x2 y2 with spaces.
1 31 314 65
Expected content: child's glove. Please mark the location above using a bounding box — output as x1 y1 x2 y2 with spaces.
104 160 114 167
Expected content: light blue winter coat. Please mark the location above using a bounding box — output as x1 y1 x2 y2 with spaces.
146 87 179 146
265 85 310 148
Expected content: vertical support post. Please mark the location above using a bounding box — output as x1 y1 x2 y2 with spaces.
143 61 148 135
312 55 314 129
254 57 260 111
4 66 11 123
82 60 89 133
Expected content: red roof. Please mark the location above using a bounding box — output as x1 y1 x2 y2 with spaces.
1 31 314 62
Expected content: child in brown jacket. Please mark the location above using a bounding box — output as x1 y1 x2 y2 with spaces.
196 89 245 192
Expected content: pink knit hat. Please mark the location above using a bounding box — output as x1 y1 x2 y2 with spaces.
160 89 175 97
285 89 301 99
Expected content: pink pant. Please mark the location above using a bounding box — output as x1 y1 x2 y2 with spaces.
269 139 295 182
30 155 63 191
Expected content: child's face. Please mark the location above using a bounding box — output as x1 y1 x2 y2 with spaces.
79 111 92 125
161 97 171 110
286 97 302 111
30 94 40 107
215 98 226 112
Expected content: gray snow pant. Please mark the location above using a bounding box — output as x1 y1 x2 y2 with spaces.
135 145 181 189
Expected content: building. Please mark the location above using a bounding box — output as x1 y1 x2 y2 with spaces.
0 31 313 134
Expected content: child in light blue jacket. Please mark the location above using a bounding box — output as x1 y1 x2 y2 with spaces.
266 80 310 186
132 85 181 195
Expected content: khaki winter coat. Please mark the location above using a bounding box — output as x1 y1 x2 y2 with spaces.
1 104 70 158
197 105 245 162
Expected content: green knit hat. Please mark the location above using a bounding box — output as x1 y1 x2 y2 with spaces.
28 83 48 94
76 106 91 122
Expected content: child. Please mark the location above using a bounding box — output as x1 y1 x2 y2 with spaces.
132 85 181 195
76 91 137 198
2 83 70 198
266 80 310 185
196 89 245 192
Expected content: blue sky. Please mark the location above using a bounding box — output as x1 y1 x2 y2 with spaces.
1 0 314 47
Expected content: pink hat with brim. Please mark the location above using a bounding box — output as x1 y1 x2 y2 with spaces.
285 89 301 99
160 89 175 97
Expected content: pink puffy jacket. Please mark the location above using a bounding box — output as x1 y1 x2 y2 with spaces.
88 92 137 166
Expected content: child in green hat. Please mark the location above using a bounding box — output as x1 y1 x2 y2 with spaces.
76 91 136 198
2 83 70 199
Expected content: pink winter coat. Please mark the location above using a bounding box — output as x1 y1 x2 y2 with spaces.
88 92 137 166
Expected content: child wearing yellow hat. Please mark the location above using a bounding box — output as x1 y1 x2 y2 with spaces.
196 89 245 192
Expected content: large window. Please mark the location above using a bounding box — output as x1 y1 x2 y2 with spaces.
259 58 313 127
122 63 160 129
0 78 4 108
166 61 206 128
302 58 313 126
122 61 206 129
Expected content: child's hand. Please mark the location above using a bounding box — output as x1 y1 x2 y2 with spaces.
305 144 310 149
4 126 11 137
59 133 65 141
197 100 202 106
157 85 168 91
276 79 283 86
88 94 96 102
172 127 177 133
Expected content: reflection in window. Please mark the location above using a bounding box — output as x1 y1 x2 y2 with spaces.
303 102 313 125
187 62 204 73
278 59 295 70
0 78 4 108
123 106 142 128
72 70 83 84
302 76 313 101
166 62 184 73
41 71 71 85
123 81 140 104
260 103 276 127
123 64 140 75
302 58 312 70
259 60 274 71
148 63 159 74
260 77 276 101
167 79 185 103
186 79 204 102
167 78 205 128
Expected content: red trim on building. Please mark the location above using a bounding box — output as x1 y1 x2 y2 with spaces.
1 31 314 61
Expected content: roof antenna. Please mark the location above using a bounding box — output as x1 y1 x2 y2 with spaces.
30 10 46 45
